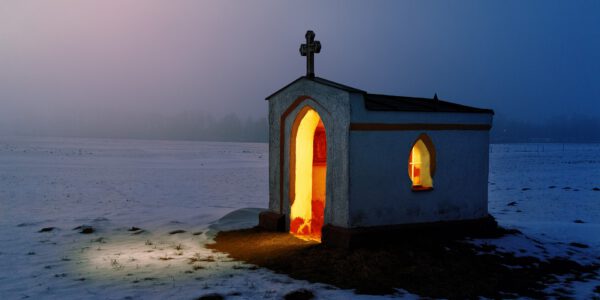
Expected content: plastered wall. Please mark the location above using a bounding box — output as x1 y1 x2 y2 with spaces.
348 129 490 227
268 79 352 228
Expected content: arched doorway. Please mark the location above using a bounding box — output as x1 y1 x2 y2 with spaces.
289 107 327 241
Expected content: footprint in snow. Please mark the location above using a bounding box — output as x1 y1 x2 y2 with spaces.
569 242 589 249
38 227 55 233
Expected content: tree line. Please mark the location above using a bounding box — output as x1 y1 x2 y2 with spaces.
491 114 600 143
3 110 599 143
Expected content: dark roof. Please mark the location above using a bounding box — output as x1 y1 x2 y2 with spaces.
265 76 365 100
364 94 494 114
266 76 493 114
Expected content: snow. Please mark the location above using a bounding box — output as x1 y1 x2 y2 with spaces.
488 144 600 252
0 137 598 299
485 143 600 297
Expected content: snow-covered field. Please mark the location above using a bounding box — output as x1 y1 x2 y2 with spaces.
0 137 598 299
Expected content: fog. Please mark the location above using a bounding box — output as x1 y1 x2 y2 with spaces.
1 1 599 142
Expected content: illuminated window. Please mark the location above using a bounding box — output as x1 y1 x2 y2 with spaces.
408 134 434 191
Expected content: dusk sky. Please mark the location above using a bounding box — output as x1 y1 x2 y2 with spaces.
1 1 599 136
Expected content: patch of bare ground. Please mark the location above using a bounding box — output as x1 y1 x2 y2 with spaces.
206 227 599 299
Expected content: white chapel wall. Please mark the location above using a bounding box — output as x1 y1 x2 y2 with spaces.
268 79 352 228
348 128 491 227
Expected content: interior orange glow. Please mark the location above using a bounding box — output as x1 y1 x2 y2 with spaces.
409 139 433 191
290 108 326 241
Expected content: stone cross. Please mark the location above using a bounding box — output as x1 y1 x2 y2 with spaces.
299 30 321 78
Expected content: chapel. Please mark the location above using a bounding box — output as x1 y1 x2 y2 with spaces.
259 31 494 247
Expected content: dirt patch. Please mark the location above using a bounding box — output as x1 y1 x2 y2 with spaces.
284 288 315 300
207 227 599 299
73 225 94 234
196 293 224 300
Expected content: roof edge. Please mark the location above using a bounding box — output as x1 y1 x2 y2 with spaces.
364 93 495 115
264 76 494 115
265 76 365 100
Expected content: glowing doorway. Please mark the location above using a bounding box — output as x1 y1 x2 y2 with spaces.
289 108 326 241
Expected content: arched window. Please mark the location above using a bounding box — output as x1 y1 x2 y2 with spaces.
408 134 435 191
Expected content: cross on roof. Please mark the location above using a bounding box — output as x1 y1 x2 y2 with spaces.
299 30 321 78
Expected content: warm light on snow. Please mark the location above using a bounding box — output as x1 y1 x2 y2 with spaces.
79 232 223 279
